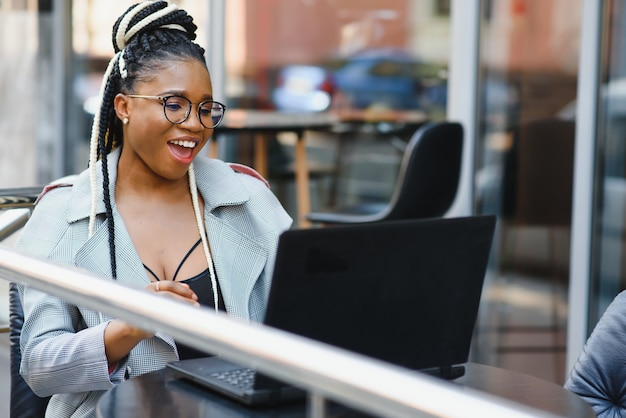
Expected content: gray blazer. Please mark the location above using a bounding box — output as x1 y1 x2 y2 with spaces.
565 290 626 417
16 148 292 418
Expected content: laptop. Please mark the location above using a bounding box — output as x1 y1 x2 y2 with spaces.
167 215 496 406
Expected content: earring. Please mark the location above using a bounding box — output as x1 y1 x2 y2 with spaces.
122 117 129 125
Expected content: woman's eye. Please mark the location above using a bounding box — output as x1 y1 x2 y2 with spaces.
164 97 188 112
165 103 183 111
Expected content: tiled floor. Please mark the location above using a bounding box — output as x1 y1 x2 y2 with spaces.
472 270 568 385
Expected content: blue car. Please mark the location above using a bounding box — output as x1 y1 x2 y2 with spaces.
272 48 432 112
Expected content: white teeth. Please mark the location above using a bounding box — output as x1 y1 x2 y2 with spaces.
170 140 196 148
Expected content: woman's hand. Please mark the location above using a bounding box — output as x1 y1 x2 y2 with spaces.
103 281 199 366
150 281 199 307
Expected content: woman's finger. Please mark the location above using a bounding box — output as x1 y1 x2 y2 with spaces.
148 281 199 306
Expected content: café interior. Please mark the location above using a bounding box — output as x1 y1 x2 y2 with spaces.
0 0 623 416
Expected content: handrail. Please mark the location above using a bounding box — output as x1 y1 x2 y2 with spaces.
0 189 565 418
0 185 41 240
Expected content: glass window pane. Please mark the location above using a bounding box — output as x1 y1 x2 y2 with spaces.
474 0 581 385
224 0 450 214
224 0 449 115
591 0 626 326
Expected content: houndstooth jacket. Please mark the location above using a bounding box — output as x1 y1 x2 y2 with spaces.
15 147 292 418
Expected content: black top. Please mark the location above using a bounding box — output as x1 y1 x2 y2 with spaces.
143 238 226 359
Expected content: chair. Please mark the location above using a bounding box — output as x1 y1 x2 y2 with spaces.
9 283 51 417
305 121 463 224
0 185 58 417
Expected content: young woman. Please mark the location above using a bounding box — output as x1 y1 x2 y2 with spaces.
15 2 292 416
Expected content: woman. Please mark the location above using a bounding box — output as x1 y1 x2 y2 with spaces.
15 1 292 416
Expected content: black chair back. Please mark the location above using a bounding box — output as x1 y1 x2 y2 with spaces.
385 121 463 220
10 282 51 417
306 121 464 224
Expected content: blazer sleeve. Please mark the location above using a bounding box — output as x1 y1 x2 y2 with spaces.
565 290 626 417
14 187 123 397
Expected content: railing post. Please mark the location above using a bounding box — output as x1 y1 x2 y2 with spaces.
308 393 327 418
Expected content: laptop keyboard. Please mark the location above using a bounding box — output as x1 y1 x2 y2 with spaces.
210 368 256 390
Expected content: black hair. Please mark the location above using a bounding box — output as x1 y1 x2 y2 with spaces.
90 1 207 279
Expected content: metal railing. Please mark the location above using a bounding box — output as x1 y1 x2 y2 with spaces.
0 186 42 208
0 187 565 418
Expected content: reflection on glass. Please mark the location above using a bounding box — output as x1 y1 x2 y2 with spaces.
224 0 451 216
593 0 626 326
224 0 449 116
474 0 581 385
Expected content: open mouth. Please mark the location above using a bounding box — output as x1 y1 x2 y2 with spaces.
169 139 197 149
168 139 197 161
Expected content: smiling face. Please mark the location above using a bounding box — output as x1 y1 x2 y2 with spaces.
114 58 214 183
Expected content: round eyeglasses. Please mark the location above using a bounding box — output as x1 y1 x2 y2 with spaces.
126 94 226 129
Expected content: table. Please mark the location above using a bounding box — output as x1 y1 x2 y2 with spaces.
95 362 595 418
213 109 427 227
213 110 338 228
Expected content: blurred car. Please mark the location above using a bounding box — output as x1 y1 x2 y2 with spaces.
272 65 335 112
272 48 439 112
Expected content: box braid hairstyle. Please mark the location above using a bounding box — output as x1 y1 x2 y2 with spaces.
88 1 219 310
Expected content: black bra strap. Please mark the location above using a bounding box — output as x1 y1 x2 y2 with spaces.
143 238 204 282
172 238 203 281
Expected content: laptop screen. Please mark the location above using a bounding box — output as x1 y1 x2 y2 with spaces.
263 215 496 371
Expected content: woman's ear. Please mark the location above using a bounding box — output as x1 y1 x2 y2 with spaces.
114 93 130 122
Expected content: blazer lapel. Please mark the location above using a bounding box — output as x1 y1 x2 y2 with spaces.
73 203 177 350
205 215 269 320
74 220 115 279
193 158 272 320
73 212 154 302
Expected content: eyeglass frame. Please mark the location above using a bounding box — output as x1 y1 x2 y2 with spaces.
125 94 227 129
